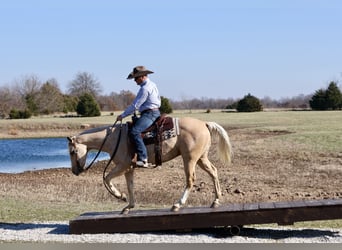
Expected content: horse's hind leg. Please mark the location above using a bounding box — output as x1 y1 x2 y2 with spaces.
197 157 222 208
171 159 197 212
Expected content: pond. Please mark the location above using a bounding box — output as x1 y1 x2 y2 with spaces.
0 138 109 173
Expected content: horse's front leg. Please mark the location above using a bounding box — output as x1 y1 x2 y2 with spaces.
121 169 135 214
171 159 196 212
104 163 130 203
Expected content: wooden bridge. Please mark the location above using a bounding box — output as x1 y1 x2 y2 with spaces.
69 198 342 235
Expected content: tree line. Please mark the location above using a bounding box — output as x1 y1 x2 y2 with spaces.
0 72 341 118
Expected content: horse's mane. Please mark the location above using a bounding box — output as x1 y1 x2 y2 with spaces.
76 124 125 144
79 125 111 135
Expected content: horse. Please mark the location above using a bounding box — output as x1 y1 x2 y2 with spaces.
67 116 233 214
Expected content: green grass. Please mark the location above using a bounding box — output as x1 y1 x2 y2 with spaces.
172 110 342 153
0 197 120 222
1 109 341 153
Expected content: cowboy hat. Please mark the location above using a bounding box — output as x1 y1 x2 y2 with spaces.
127 66 154 79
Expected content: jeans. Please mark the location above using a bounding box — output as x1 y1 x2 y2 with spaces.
130 109 160 161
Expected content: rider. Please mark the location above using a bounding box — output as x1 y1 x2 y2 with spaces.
116 66 161 167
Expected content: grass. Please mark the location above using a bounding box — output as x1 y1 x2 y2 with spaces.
2 197 341 229
1 110 342 152
252 220 342 230
172 110 342 153
0 110 341 229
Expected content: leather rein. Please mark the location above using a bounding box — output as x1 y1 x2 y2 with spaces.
81 120 123 196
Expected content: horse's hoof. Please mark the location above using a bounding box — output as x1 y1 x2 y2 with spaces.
121 208 130 215
171 205 180 212
210 201 220 208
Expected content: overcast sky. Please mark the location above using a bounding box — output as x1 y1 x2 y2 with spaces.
1 0 341 100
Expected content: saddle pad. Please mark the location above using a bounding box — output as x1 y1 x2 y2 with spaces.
143 117 179 145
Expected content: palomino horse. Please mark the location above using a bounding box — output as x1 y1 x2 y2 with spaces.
67 117 232 214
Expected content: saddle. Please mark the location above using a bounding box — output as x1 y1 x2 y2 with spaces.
127 114 179 166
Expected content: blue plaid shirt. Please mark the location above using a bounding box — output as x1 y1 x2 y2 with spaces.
120 78 161 118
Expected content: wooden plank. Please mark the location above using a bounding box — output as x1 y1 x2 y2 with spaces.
322 199 342 206
243 202 259 211
274 201 291 209
287 200 307 208
304 199 325 207
258 202 275 210
69 198 342 234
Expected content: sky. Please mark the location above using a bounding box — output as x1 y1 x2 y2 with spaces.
1 0 341 101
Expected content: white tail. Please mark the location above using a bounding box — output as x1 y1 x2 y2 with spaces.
206 122 233 165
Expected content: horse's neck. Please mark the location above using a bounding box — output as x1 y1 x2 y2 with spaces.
78 126 109 149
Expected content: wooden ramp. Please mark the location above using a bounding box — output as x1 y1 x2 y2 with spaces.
69 199 342 234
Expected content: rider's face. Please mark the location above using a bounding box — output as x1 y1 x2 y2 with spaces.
134 76 146 85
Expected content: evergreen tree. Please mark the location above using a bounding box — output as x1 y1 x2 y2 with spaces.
160 96 173 114
325 81 342 110
309 89 327 110
36 81 64 114
63 95 79 113
76 93 101 117
236 93 263 112
310 82 342 110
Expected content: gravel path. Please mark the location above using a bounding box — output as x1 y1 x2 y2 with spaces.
0 221 341 243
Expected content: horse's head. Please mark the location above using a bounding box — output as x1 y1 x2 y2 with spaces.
67 136 88 176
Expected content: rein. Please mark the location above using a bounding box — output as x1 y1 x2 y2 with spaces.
83 120 121 171
78 120 123 198
102 122 123 197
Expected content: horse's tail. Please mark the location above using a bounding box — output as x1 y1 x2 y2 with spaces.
206 122 233 165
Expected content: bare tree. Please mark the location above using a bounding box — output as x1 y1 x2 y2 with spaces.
12 74 42 114
0 85 21 117
109 90 135 110
14 74 42 98
68 72 102 97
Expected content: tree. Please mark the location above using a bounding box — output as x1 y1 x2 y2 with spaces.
309 89 328 110
68 72 102 97
76 93 101 117
160 96 173 114
309 81 342 110
236 93 263 112
110 90 136 111
36 80 64 114
0 86 20 118
9 109 32 119
62 95 79 113
325 81 342 110
14 74 42 115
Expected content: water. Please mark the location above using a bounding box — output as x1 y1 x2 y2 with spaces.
0 138 109 173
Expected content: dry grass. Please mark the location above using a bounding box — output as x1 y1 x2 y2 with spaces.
0 110 341 225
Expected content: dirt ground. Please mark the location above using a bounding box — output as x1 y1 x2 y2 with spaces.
1 125 341 213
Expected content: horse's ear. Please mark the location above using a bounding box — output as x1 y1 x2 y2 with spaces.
67 136 73 142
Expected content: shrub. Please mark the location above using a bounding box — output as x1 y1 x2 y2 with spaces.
310 82 342 110
160 96 173 114
236 93 263 112
76 93 101 117
9 109 32 119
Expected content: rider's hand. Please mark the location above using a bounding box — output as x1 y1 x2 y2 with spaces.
116 115 123 121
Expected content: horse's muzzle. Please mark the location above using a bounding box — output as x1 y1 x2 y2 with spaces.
72 161 84 176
